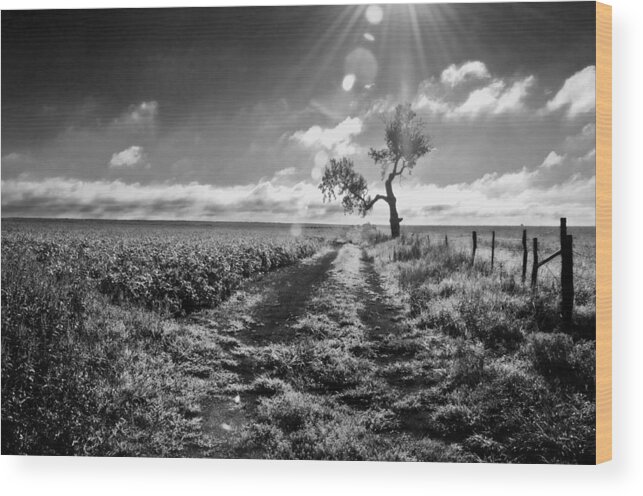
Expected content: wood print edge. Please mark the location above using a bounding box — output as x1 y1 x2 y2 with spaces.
595 0 612 465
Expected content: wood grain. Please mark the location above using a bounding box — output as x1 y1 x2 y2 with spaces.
595 1 612 465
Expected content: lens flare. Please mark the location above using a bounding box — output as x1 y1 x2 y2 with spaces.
365 5 383 25
312 151 328 182
314 150 329 167
289 224 303 237
342 73 356 91
344 48 378 86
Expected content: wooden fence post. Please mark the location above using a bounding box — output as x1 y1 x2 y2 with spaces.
560 217 567 249
522 229 528 283
561 233 574 328
444 234 448 247
471 231 477 266
531 237 538 290
491 230 495 270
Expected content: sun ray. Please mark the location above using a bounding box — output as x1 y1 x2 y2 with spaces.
295 5 368 104
407 4 430 82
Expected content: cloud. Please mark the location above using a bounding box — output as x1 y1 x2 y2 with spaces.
494 76 536 114
291 117 363 155
581 148 596 162
273 167 297 179
109 146 148 168
395 171 595 225
412 63 535 120
451 76 535 118
2 167 595 226
440 61 490 87
0 176 325 222
115 101 159 127
546 66 595 117
540 151 565 168
468 167 539 198
2 152 40 176
411 64 596 123
412 79 450 114
2 152 30 163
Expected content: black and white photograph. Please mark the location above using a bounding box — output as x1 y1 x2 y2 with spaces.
2 2 598 463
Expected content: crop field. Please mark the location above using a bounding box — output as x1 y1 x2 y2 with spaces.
1 219 595 462
1 219 332 455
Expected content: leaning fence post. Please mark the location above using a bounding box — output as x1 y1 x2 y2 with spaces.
531 237 539 290
471 231 477 266
522 229 528 283
491 230 495 270
561 233 574 328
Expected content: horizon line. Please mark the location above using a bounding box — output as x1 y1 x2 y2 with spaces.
0 216 598 228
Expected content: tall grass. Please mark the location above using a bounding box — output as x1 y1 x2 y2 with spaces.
368 231 596 463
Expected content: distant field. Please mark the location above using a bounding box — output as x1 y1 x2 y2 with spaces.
0 217 345 238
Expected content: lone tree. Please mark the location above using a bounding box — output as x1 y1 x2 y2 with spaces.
319 103 433 238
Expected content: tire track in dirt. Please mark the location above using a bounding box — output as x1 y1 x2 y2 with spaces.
235 247 339 346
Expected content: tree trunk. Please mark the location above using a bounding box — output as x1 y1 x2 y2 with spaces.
389 208 401 238
385 177 402 238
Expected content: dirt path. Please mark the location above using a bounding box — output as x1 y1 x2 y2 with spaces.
188 242 429 459
190 246 337 342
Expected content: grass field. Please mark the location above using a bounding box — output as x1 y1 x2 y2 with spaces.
1 219 595 462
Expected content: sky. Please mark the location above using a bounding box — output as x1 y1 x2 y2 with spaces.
1 2 597 225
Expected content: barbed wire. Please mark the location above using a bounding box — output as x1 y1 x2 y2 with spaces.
542 262 561 285
572 249 592 259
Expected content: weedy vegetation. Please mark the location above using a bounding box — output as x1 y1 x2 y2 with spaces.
1 220 325 455
363 230 596 463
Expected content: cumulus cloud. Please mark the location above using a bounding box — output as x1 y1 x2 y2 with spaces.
440 61 490 87
412 62 535 120
546 66 595 117
291 117 363 155
451 76 535 118
412 78 450 114
410 64 596 123
540 151 565 168
109 146 148 168
494 76 536 114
